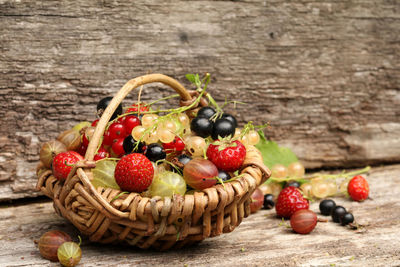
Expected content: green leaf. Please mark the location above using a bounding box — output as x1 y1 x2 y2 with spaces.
195 74 201 86
255 131 298 169
185 74 196 84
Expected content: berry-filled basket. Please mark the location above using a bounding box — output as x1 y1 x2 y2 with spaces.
36 74 271 250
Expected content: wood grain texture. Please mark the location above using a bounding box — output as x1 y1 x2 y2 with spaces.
1 165 400 266
1 0 399 200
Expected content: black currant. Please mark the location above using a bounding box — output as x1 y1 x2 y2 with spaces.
197 106 216 119
145 143 166 162
190 117 213 138
285 181 300 188
97 97 123 120
340 212 354 226
217 170 231 182
331 206 347 223
123 135 144 154
319 199 336 216
222 113 238 128
263 194 275 210
178 154 192 166
212 118 235 140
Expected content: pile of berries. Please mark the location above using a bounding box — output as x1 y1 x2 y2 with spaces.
249 172 369 234
39 90 263 199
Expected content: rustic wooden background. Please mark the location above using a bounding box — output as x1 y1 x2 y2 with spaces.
1 0 399 201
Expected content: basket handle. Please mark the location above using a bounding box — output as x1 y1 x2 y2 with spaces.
85 74 193 161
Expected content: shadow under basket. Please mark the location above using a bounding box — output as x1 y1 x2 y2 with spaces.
36 74 271 250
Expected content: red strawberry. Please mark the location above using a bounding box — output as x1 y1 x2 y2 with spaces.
114 153 154 192
348 175 369 201
206 140 246 172
52 151 83 180
275 186 309 218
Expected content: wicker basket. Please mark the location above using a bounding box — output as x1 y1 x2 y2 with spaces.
36 74 271 250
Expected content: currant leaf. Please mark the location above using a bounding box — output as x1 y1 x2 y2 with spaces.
255 131 298 169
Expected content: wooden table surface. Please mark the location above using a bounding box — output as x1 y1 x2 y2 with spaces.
1 165 400 267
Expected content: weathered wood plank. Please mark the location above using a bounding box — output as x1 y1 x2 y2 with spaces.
0 0 399 200
0 165 399 266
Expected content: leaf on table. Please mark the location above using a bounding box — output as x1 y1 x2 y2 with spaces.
255 130 298 169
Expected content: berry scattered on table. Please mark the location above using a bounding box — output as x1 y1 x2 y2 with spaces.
57 241 82 267
348 175 369 201
275 186 309 218
331 206 347 223
287 162 305 177
250 188 264 213
285 181 300 188
263 194 275 210
340 212 355 226
290 209 317 234
37 230 72 262
271 164 288 179
319 199 336 216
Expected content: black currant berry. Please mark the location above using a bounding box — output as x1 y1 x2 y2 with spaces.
331 206 347 223
222 113 238 128
211 118 235 140
319 199 336 216
178 154 192 166
217 170 231 182
263 194 275 210
190 117 213 138
197 106 216 120
97 97 123 120
285 181 300 188
145 143 166 162
123 135 144 154
340 212 354 226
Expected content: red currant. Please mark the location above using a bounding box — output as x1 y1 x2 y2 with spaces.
111 138 125 158
103 130 112 146
82 132 90 147
163 137 185 152
123 115 141 134
117 116 125 124
94 147 110 161
91 119 99 127
109 123 127 142
126 103 149 113
77 144 87 157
